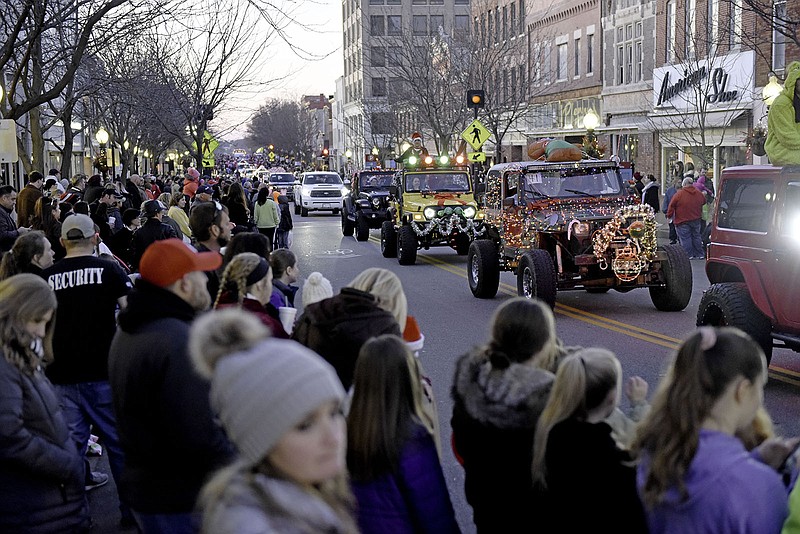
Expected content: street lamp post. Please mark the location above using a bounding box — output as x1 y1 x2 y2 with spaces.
95 128 109 180
583 109 601 159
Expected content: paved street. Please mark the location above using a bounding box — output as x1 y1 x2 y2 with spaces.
87 215 800 533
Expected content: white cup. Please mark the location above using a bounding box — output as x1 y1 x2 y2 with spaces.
108 216 116 226
278 306 297 334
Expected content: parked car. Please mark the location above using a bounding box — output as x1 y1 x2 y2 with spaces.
293 171 346 216
696 164 800 363
467 159 692 310
342 170 395 241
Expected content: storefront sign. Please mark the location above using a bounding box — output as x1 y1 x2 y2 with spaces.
653 51 754 111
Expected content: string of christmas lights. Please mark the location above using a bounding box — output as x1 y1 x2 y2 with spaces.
411 214 486 238
591 204 658 277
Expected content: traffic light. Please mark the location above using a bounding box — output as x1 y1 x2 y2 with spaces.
467 89 485 109
269 144 274 151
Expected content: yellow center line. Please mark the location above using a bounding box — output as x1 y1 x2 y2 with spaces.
368 236 797 386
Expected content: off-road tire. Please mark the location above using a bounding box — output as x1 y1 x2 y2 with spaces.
455 234 470 255
381 221 397 258
397 225 418 265
342 209 354 236
294 201 301 215
649 244 692 311
468 240 500 298
355 215 370 241
697 282 774 363
301 206 309 217
517 249 557 308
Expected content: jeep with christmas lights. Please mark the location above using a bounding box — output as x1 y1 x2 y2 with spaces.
696 165 800 363
380 154 485 265
342 169 395 241
467 159 692 310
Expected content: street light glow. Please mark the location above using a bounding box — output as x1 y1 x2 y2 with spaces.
583 109 600 131
95 127 109 145
345 149 352 159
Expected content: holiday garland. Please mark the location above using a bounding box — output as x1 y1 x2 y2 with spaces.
411 208 486 238
591 204 658 277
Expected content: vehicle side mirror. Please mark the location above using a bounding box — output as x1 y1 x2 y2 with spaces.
389 185 398 197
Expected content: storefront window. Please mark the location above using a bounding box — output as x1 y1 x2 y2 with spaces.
719 145 747 172
615 134 639 163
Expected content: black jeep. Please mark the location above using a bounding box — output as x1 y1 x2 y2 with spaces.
342 170 395 241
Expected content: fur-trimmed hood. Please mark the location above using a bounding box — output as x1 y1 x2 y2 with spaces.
452 347 555 430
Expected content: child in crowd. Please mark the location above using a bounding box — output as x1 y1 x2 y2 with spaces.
269 249 299 310
347 335 460 533
531 348 648 533
301 271 333 307
274 195 293 249
633 327 794 534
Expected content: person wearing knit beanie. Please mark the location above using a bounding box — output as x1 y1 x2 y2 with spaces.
191 308 358 533
302 271 333 306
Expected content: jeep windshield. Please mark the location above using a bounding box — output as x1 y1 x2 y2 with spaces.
405 172 470 193
359 173 394 190
269 173 295 184
521 169 623 200
304 174 342 185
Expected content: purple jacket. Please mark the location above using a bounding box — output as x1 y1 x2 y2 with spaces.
637 429 788 534
351 423 460 534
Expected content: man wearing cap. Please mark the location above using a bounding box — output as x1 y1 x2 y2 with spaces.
106 208 141 269
60 174 86 204
16 170 44 227
192 184 214 207
0 185 30 252
130 200 178 271
41 213 134 520
96 187 125 234
109 239 234 532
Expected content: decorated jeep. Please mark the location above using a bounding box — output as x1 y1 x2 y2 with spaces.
696 165 800 363
467 159 692 310
341 170 395 241
381 155 485 265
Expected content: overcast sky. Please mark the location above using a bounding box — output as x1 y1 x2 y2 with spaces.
219 0 344 140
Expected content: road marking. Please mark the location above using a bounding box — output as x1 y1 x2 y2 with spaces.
369 236 798 387
315 248 360 258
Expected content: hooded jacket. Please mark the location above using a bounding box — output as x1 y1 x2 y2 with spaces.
667 185 706 226
108 280 234 514
765 61 800 166
291 287 400 390
642 180 660 213
450 348 555 533
637 429 787 534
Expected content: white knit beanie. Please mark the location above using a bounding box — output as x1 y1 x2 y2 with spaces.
209 338 345 466
302 272 334 306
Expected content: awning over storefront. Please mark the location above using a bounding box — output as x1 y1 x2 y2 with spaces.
647 110 748 132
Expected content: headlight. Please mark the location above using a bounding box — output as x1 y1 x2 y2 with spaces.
463 206 476 218
423 207 437 219
413 213 426 221
301 187 313 196
372 197 381 208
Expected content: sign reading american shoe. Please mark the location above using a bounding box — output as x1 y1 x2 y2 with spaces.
653 51 754 111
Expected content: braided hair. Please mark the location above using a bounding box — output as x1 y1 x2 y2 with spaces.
214 252 266 309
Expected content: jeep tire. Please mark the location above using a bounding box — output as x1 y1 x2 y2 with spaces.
517 249 557 308
468 239 500 299
455 234 470 255
342 210 355 236
381 221 397 258
696 282 773 362
355 215 370 241
648 244 692 311
397 225 417 265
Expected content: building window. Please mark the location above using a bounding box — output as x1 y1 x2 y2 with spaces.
617 45 624 84
773 0 786 71
574 37 580 77
412 0 426 3
636 41 643 81
371 47 385 67
616 23 642 84
387 15 402 36
707 0 718 55
371 16 384 36
587 33 594 74
454 0 468 3
511 68 517 99
430 0 443 4
665 0 675 62
455 15 469 35
510 4 516 36
388 46 402 67
557 43 567 80
372 77 387 97
729 0 742 47
543 42 552 84
502 6 508 41
519 0 525 34
413 15 427 35
685 0 696 59
487 11 493 44
386 0 400 4
430 15 444 35
369 0 383 4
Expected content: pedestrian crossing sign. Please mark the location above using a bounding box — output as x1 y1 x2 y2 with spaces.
467 152 486 163
461 119 491 151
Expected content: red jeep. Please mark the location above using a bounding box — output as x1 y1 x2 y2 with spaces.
696 165 800 362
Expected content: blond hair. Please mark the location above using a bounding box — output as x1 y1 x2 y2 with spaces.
214 252 265 309
347 268 407 330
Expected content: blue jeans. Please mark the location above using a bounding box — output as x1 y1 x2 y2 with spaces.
676 219 704 258
132 510 199 534
54 381 127 508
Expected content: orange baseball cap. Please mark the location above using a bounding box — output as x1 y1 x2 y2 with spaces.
139 239 221 288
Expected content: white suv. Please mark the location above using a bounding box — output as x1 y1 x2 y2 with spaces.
293 171 347 216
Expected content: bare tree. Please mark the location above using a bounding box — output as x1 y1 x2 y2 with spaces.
245 98 317 160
